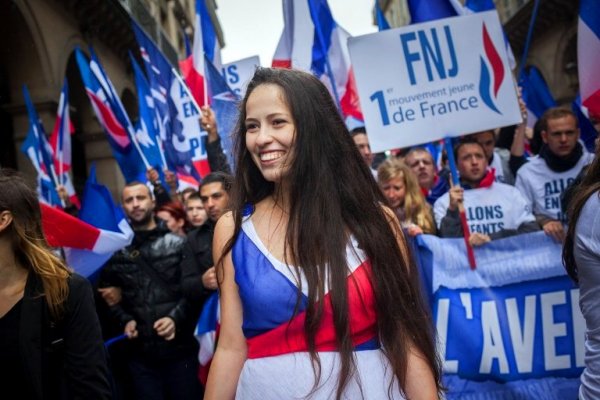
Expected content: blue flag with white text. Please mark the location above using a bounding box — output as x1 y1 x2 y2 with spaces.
205 55 239 169
75 48 146 182
132 21 203 182
131 55 167 172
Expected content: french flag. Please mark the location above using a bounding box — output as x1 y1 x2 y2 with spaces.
272 0 364 126
75 48 146 183
195 292 220 385
42 165 133 278
578 0 600 120
21 85 64 208
180 0 222 108
49 79 80 208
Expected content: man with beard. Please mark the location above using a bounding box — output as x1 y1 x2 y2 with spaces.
98 182 202 399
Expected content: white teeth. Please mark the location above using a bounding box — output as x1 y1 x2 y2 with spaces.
260 151 284 161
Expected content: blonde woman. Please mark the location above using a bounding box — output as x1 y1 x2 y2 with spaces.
0 169 111 399
377 158 436 236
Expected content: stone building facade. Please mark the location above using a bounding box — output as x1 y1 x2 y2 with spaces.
0 0 223 199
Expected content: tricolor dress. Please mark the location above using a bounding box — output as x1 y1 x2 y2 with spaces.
233 215 403 399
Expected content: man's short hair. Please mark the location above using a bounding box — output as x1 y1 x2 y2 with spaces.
122 181 152 199
405 146 434 160
454 138 485 160
199 172 234 193
540 107 577 128
186 191 201 202
350 126 367 138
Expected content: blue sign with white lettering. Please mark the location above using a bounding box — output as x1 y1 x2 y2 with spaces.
415 232 584 398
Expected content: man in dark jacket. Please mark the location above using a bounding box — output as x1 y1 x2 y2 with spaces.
182 172 234 302
99 182 202 399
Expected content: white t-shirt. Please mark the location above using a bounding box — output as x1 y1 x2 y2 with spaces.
490 149 508 184
515 153 593 222
433 181 535 235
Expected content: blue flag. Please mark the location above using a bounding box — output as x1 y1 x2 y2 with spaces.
520 66 556 125
205 55 240 169
20 85 62 206
75 48 146 182
66 163 133 279
375 1 391 31
132 20 202 182
465 0 495 12
407 0 458 23
131 55 167 173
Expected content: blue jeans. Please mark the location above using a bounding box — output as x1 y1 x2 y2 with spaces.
128 353 202 400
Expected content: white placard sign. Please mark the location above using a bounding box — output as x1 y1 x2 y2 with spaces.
348 11 521 152
221 55 261 98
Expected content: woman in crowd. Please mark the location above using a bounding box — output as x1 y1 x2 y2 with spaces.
204 68 441 399
377 158 436 236
563 145 600 400
156 202 190 237
0 169 111 399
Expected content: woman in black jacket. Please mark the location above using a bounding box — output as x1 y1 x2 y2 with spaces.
0 169 111 399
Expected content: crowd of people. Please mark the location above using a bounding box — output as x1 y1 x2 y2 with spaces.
0 66 599 399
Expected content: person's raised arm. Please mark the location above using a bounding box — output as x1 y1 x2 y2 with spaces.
204 211 247 400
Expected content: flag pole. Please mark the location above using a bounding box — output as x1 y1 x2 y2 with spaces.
444 137 477 269
517 0 541 80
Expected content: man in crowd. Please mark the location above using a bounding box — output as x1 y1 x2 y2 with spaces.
182 172 234 303
434 140 539 245
350 127 376 176
468 129 514 184
515 107 593 242
404 146 450 204
98 182 202 399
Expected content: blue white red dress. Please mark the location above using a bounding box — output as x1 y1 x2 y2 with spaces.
233 215 403 399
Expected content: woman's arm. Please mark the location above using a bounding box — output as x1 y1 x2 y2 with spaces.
204 212 247 400
405 344 439 399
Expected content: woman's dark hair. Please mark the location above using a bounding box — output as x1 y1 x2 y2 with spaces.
219 67 441 398
0 169 71 318
563 148 600 282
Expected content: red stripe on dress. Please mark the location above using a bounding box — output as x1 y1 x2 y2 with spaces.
247 260 377 359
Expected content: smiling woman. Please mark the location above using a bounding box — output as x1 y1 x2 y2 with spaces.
204 68 442 400
244 84 296 182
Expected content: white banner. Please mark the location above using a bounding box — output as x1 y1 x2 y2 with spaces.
348 11 521 152
221 55 260 98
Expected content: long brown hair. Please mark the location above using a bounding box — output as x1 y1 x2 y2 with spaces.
377 158 436 234
563 147 600 282
219 68 441 398
0 169 71 318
